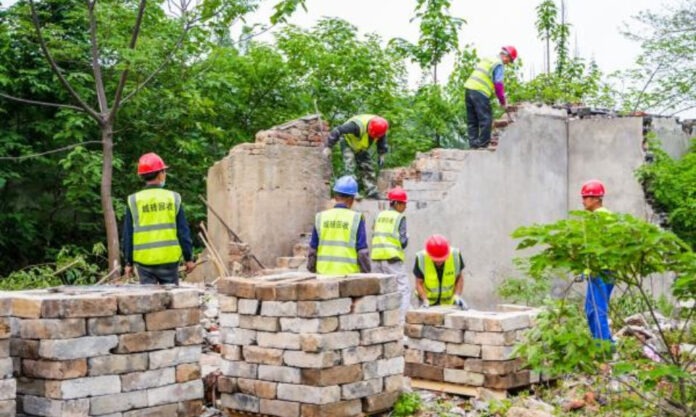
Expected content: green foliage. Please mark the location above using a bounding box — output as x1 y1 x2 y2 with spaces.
637 138 696 249
392 391 422 417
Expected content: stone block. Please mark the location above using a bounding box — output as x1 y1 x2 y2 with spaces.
219 313 240 328
481 359 524 375
350 296 377 313
221 360 258 379
146 380 203 406
383 340 405 358
0 297 10 316
284 350 340 368
444 369 485 385
237 378 277 399
301 364 363 386
218 295 238 312
341 345 382 365
257 365 301 384
19 318 85 339
255 281 303 302
89 391 148 415
116 292 171 315
221 345 241 361
169 288 200 309
22 396 89 416
0 357 11 378
89 353 148 375
45 375 121 399
0 400 13 417
39 335 119 360
122 367 176 391
404 324 423 338
341 377 383 400
384 374 407 392
484 370 531 389
175 325 203 346
381 309 401 326
0 379 14 401
242 346 284 365
88 315 146 335
22 358 87 380
446 343 481 357
218 277 257 298
406 309 446 326
424 352 466 368
259 399 300 417
257 332 301 350
405 348 423 363
339 313 380 330
296 279 340 300
176 363 201 382
362 391 400 414
422 326 464 343
464 331 516 346
149 346 201 369
239 315 279 332
10 339 38 359
363 357 405 379
339 277 382 297
238 299 260 315
0 318 9 340
404 363 443 381
116 331 175 353
297 298 352 317
277 384 340 405
11 297 42 318
300 331 360 352
481 345 516 361
376 292 402 311
361 326 402 345
145 308 200 331
40 295 118 318
222 328 256 346
444 311 486 331
406 337 446 353
300 399 362 417
217 376 237 393
0 340 9 358
221 392 259 413
279 317 338 334
260 301 298 317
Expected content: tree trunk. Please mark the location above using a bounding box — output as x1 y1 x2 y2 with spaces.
100 122 120 274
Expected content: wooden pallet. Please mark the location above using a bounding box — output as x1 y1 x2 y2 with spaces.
410 379 508 400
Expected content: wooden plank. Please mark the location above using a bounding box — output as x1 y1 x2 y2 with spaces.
410 379 508 400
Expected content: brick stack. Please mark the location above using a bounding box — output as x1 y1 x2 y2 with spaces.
217 273 406 417
405 306 540 391
255 115 327 147
10 286 203 416
0 295 16 416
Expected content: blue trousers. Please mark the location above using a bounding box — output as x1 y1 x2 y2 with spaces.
585 276 614 341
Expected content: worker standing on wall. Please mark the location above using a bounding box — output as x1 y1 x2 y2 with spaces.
371 187 409 320
322 114 389 199
580 179 615 342
414 234 468 309
464 46 517 149
307 176 371 275
122 152 195 284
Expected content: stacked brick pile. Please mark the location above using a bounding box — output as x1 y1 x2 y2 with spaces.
217 273 406 417
405 306 540 391
0 295 15 416
255 115 328 147
10 286 203 416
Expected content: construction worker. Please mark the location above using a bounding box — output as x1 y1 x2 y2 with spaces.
414 235 468 309
122 152 195 284
307 176 371 274
464 46 517 149
371 187 409 320
323 115 389 199
580 179 615 342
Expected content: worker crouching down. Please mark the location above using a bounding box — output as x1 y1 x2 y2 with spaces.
307 176 371 275
371 187 409 321
414 235 468 310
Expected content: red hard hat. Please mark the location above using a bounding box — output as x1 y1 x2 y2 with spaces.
387 186 408 203
501 45 518 62
581 179 605 197
425 234 450 262
367 116 389 139
137 152 168 175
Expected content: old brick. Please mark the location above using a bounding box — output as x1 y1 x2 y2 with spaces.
405 324 423 338
384 374 407 392
405 348 423 363
361 325 402 345
481 345 516 360
301 364 362 386
0 297 10 316
20 318 85 339
237 378 276 399
219 313 240 328
123 403 177 417
464 331 516 346
122 367 176 391
339 277 381 297
382 309 401 326
342 344 382 365
279 317 338 333
296 279 340 300
89 353 148 375
406 337 446 353
259 399 300 417
222 328 257 346
444 369 485 385
481 359 524 375
88 315 145 335
145 308 199 331
0 318 9 339
45 375 121 399
256 282 300 301
339 312 380 330
383 341 405 358
0 400 14 416
218 376 237 393
257 331 301 350
22 396 89 416
169 289 200 309
243 346 284 365
146 380 203 406
39 335 118 360
117 292 171 314
257 365 301 383
221 392 259 413
11 338 39 359
0 358 11 378
41 295 118 318
484 370 531 389
351 295 377 313
424 352 466 368
363 357 404 379
406 310 446 326
220 360 258 379
222 345 241 361
446 343 481 357
218 277 256 298
0 339 8 358
362 391 400 414
260 301 298 317
149 346 200 369
422 326 464 343
444 311 486 331
300 331 360 352
297 298 352 317
404 363 444 381
239 315 279 332
176 363 201 382
218 295 238 312
11 297 43 318
90 391 148 415
376 292 402 311
22 359 86 379
116 331 175 353
175 325 203 346
277 384 340 404
300 399 362 417
238 299 260 315
342 377 383 400
284 350 340 368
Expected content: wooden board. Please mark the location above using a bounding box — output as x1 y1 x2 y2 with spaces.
410 379 508 400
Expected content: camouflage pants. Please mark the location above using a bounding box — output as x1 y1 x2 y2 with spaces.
341 145 378 198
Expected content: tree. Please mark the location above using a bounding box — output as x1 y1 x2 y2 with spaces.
535 0 557 74
0 0 302 275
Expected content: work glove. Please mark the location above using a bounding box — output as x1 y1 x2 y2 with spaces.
378 154 385 168
322 147 332 159
453 295 469 310
419 298 430 309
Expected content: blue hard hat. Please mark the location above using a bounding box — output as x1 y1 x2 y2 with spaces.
333 176 358 196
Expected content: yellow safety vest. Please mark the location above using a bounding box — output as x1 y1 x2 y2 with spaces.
417 248 462 305
128 188 182 265
370 209 405 261
344 114 377 152
464 57 502 98
316 208 362 275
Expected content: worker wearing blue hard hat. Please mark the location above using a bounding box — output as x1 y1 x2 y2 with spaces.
307 176 371 275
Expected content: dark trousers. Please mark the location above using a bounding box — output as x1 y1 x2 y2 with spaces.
136 263 179 285
465 89 492 148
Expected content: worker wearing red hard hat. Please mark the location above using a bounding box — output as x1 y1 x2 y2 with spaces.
371 187 410 321
323 115 389 199
464 45 517 149
413 235 468 310
122 152 195 284
579 179 615 342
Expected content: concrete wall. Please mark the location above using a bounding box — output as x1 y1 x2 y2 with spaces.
652 117 692 159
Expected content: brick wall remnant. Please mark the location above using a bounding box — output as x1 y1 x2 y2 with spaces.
0 296 15 416
8 286 203 416
404 305 542 391
217 273 406 417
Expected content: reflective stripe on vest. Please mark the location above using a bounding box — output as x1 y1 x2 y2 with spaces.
128 188 182 265
344 114 377 152
316 208 362 275
370 210 404 261
463 57 502 97
417 249 462 305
